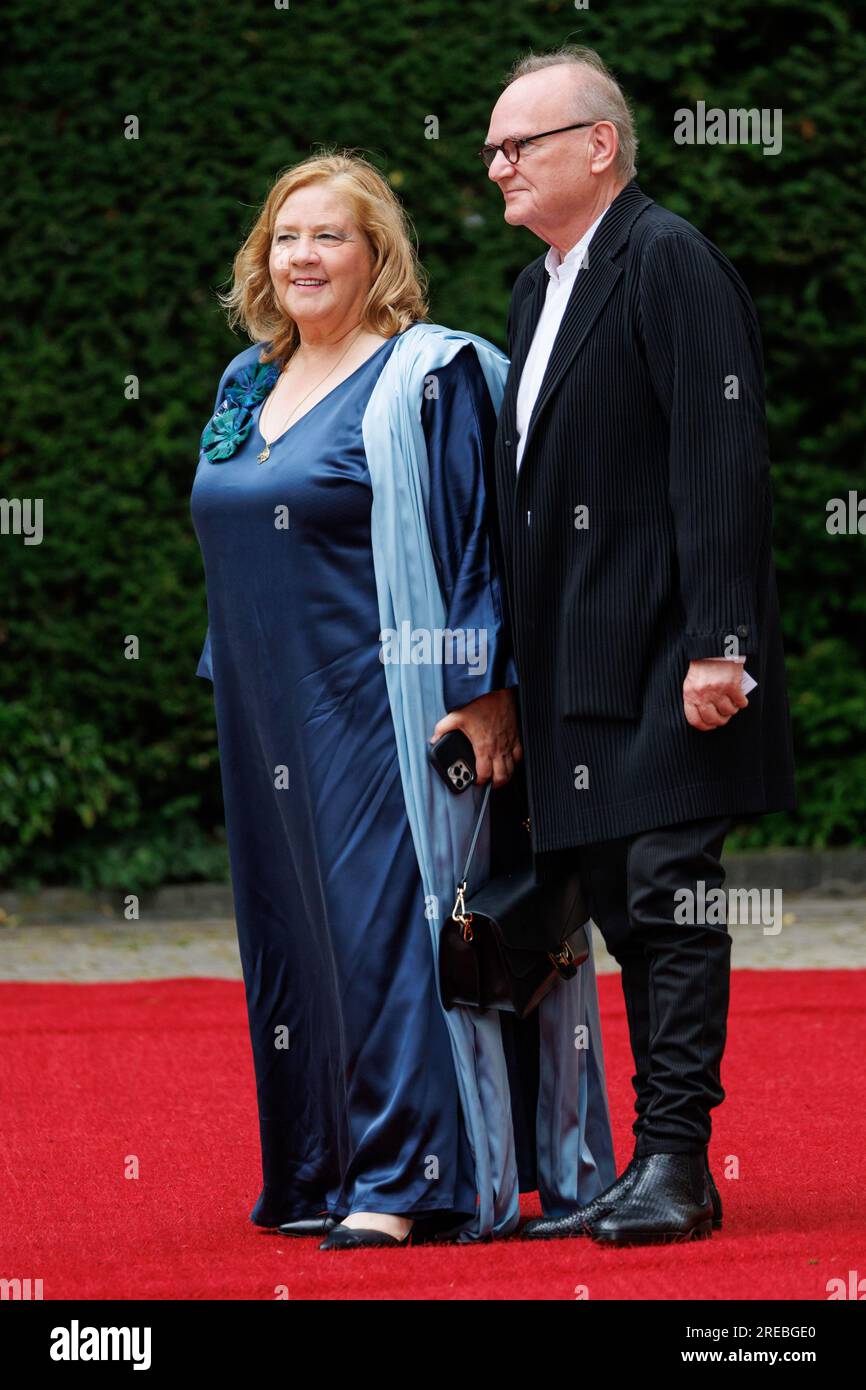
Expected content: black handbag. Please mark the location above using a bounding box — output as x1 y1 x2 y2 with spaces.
439 782 590 1019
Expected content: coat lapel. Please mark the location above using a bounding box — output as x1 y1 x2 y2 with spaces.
516 180 653 473
498 264 546 436
495 263 546 533
510 266 548 383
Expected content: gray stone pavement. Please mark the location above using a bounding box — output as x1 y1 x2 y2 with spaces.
0 898 862 981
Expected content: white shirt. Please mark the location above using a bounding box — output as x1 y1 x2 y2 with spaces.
512 209 756 689
514 209 606 473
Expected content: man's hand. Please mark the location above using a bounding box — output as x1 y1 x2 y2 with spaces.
683 659 749 731
430 688 523 788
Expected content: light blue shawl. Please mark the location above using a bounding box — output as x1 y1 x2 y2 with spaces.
362 322 616 1239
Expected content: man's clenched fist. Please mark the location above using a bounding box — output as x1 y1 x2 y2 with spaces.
683 658 749 731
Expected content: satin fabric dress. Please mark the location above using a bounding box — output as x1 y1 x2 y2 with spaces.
190 333 518 1225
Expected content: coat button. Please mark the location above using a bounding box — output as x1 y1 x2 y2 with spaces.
504 438 512 447
736 624 749 638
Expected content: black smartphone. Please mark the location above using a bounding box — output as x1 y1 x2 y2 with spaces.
427 729 477 794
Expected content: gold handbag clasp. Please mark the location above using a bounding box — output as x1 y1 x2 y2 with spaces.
549 940 575 969
451 879 474 942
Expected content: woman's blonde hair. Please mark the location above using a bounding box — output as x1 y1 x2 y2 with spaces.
216 151 429 364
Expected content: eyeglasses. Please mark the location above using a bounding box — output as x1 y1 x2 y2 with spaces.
479 121 595 169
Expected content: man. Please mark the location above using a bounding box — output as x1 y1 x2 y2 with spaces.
482 46 796 1245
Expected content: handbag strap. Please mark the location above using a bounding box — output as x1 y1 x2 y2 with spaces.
458 781 492 886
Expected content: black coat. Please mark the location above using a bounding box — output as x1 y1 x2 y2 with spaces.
491 178 797 858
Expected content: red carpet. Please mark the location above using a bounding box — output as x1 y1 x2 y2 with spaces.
0 971 863 1300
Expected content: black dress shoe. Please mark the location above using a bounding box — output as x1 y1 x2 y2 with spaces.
521 1157 643 1240
276 1215 336 1237
586 1152 713 1246
522 1149 721 1240
319 1224 412 1251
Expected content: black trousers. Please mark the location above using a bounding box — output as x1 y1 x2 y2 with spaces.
574 815 733 1156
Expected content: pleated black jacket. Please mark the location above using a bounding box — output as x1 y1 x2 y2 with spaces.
491 178 797 858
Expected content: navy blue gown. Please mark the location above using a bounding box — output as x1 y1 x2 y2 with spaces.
190 333 518 1225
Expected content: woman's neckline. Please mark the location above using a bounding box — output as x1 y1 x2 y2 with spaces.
256 330 405 453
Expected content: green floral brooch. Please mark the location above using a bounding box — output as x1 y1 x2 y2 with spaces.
200 361 280 463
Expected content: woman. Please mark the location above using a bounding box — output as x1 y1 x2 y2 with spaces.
190 152 615 1249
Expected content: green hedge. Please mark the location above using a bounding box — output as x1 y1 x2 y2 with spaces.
2 0 864 887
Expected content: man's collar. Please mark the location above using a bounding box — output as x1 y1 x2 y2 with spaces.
526 180 654 288
543 206 608 284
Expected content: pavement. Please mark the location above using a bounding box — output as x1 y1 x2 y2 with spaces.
0 898 863 981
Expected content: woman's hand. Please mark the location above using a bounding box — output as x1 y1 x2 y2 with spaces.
430 687 523 788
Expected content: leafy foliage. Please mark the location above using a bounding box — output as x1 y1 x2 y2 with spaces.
1 0 864 885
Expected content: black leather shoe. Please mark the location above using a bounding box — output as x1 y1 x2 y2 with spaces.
586 1152 713 1246
319 1224 412 1251
521 1149 721 1240
276 1215 336 1237
631 1151 722 1228
521 1157 643 1240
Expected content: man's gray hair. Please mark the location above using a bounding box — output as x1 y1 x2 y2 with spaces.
504 46 638 181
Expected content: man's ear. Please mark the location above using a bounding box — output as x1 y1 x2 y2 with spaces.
589 121 619 176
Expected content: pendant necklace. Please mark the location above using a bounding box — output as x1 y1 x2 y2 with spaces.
256 324 365 463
